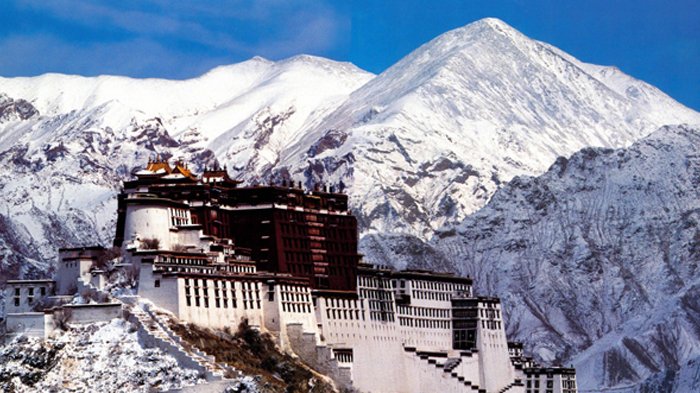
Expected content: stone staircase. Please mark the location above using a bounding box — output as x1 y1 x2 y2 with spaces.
404 347 525 393
125 301 236 384
497 379 525 393
405 347 487 393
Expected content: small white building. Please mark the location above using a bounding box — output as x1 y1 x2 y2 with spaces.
525 368 578 393
56 246 106 295
5 279 55 314
3 247 124 341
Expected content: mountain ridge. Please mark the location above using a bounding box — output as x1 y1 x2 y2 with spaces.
276 18 699 240
1 17 700 391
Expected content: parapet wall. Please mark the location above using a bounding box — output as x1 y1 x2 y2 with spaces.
64 303 123 324
5 312 54 339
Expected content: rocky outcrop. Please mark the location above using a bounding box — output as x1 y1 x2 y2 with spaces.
0 93 38 122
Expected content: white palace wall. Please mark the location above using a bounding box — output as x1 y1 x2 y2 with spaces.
5 312 54 339
475 301 514 392
139 262 180 315
124 204 210 251
177 277 265 329
64 303 123 324
56 256 92 295
131 253 559 393
269 283 317 349
124 204 173 248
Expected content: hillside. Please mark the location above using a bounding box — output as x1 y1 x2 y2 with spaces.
424 125 700 391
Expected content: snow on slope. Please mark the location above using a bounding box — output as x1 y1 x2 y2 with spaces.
0 319 203 391
0 56 372 277
277 18 700 242
417 124 700 391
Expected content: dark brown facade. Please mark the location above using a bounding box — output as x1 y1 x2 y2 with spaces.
115 164 361 291
227 186 360 290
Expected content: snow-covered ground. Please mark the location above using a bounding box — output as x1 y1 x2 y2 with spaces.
0 318 203 392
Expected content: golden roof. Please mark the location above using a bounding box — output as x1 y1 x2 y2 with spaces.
146 159 172 174
172 161 196 179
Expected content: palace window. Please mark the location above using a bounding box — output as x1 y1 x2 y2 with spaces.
194 280 201 307
185 279 192 307
169 208 190 227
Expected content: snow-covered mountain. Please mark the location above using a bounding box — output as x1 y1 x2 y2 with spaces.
1 17 700 391
409 124 699 392
0 56 372 276
278 18 700 240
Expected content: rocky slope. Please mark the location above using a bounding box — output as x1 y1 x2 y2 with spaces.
0 319 203 392
410 124 700 391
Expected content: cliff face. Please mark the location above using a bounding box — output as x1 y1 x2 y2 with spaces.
415 125 700 391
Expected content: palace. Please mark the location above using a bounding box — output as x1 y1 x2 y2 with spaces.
4 158 577 393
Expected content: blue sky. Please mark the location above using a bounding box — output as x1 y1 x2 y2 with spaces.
0 0 698 110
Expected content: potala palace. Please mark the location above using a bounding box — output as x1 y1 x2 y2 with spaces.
4 159 577 393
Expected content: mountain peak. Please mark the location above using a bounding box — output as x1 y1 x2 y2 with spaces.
276 54 373 76
433 17 525 51
468 17 517 32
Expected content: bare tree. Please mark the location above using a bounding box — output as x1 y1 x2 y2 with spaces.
53 308 73 330
171 243 188 252
141 238 160 250
93 246 122 271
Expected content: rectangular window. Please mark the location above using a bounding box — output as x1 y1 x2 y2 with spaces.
154 279 160 288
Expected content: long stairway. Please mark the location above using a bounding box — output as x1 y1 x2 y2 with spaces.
497 380 525 393
405 347 487 393
125 300 236 383
405 347 526 393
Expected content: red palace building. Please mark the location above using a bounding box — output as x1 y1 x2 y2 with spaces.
114 158 361 291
